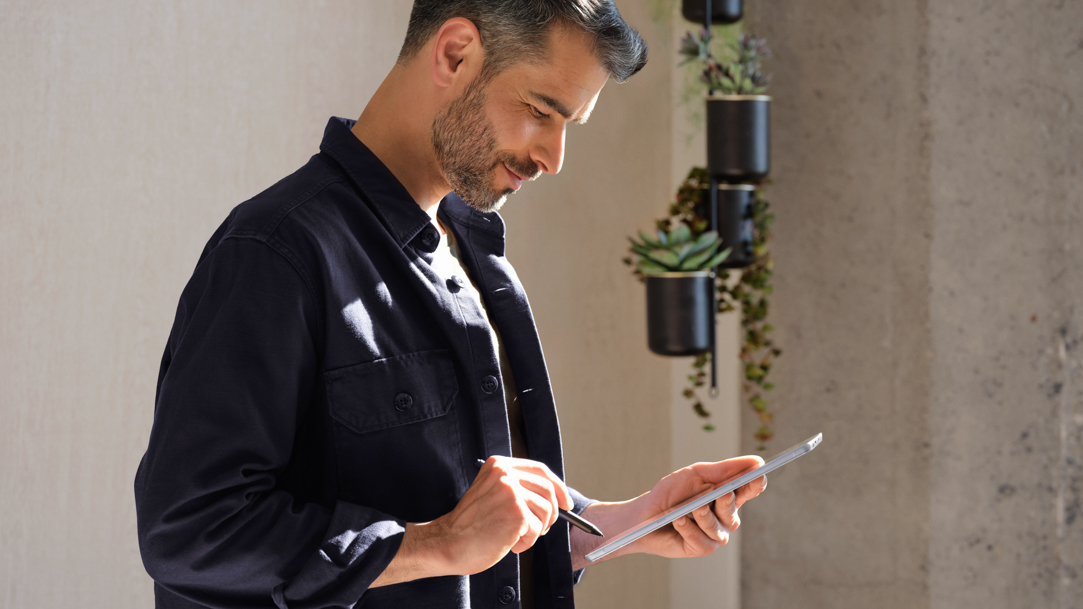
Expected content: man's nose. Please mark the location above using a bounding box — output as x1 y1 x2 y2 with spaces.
531 126 566 175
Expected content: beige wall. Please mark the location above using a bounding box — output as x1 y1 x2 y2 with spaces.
0 1 699 607
0 2 414 605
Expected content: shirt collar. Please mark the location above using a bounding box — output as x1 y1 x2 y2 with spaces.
319 116 433 251
319 116 508 252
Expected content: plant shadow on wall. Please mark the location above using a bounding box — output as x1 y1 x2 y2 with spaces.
625 17 780 450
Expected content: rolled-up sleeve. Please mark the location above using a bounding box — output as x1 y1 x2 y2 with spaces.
135 236 401 609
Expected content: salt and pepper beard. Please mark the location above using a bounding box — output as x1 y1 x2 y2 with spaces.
431 72 540 213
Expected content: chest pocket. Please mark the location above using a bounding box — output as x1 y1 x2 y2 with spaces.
326 349 459 434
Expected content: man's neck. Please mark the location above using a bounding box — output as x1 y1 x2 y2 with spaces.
351 65 450 218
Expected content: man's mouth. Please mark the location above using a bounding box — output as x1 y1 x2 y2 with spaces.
504 163 525 191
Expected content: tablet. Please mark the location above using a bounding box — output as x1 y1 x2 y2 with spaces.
585 433 822 562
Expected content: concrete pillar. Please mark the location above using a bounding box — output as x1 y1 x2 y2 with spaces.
738 1 1083 608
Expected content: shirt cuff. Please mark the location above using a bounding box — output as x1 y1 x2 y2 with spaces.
566 487 596 586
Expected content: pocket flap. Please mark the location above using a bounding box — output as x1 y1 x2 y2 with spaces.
325 350 459 435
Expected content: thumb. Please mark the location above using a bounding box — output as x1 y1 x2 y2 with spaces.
689 455 765 486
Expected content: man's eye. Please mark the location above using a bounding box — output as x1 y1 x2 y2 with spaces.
529 105 549 119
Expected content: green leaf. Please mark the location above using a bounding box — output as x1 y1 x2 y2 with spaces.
669 224 692 245
675 242 696 262
680 244 724 270
636 260 670 274
750 395 767 412
637 231 661 249
693 230 721 249
647 249 680 268
656 230 668 246
700 248 732 269
682 234 721 261
745 363 765 380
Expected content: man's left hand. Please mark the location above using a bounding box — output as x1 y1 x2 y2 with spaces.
570 456 767 569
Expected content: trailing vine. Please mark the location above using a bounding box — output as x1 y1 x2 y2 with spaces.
647 168 780 448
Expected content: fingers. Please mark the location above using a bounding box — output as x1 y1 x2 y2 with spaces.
674 492 743 557
516 471 561 530
735 474 767 509
510 495 547 553
692 501 731 543
673 511 726 555
477 457 568 551
484 457 574 510
713 492 740 532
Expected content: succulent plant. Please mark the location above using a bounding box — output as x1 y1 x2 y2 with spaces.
678 30 772 95
628 224 730 274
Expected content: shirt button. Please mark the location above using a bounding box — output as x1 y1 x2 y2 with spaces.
481 375 499 394
451 275 467 288
498 586 517 605
446 277 462 293
420 229 438 247
393 393 414 411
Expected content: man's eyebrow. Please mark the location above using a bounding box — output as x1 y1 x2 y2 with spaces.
529 92 590 125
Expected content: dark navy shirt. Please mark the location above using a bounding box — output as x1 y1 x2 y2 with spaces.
135 117 593 609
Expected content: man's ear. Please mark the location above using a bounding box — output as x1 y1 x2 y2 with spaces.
430 18 483 89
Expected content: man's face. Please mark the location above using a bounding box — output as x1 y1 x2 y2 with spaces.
431 25 611 212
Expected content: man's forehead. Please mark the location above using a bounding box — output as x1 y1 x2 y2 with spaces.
514 27 608 123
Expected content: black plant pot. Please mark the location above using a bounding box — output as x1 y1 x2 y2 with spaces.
646 272 713 356
695 184 756 269
681 0 743 24
706 95 771 183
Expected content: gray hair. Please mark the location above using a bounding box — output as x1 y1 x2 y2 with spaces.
398 0 648 84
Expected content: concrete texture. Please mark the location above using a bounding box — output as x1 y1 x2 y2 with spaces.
739 0 1083 608
926 1 1083 607
0 0 676 606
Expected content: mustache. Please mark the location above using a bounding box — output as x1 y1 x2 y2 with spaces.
499 154 541 182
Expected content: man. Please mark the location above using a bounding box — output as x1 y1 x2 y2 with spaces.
135 2 768 608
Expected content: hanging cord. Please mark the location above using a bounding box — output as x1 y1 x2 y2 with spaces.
705 0 720 393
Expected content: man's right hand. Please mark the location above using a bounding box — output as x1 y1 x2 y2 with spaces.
370 456 573 587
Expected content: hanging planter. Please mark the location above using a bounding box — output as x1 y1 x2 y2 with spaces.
706 95 770 183
694 183 756 268
679 32 772 182
626 226 730 356
645 272 714 356
681 0 743 24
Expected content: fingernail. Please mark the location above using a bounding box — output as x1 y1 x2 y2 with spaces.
676 517 687 526
699 506 710 517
